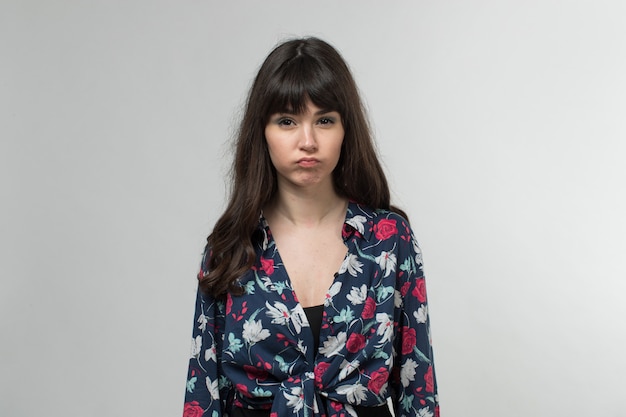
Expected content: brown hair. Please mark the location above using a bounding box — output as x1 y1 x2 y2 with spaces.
200 37 406 297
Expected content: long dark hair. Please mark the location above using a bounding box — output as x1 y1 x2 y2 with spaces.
201 37 406 297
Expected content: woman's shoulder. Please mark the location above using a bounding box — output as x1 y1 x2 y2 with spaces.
345 201 415 247
347 201 410 226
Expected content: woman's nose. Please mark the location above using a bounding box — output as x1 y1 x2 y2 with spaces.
299 126 318 151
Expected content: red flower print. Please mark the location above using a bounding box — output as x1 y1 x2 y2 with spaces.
276 333 292 347
286 375 302 384
401 326 416 355
236 383 252 398
243 364 268 381
183 401 204 417
400 281 411 297
314 361 331 388
330 400 343 411
256 356 273 371
412 278 427 303
362 296 376 319
435 405 440 417
260 257 275 275
342 224 352 239
367 367 389 395
270 413 278 417
346 333 366 353
373 219 398 241
424 365 434 393
226 293 233 315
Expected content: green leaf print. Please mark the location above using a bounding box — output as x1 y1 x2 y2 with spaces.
227 332 243 353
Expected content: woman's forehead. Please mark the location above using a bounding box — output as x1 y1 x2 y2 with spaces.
269 94 338 116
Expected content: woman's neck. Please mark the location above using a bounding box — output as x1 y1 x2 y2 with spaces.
265 187 348 228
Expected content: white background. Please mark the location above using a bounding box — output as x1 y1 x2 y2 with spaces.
2 1 625 416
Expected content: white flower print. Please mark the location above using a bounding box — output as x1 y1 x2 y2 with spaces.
375 251 397 278
376 313 393 344
204 343 217 362
338 359 361 381
319 331 347 357
394 289 402 308
336 383 368 404
344 404 359 417
346 284 367 305
346 215 367 234
206 376 219 400
265 301 309 334
413 237 423 266
400 358 418 387
260 227 269 251
414 304 428 324
290 303 309 334
283 386 305 412
296 339 307 356
417 407 434 417
324 282 342 307
339 253 364 277
197 314 208 332
190 335 202 359
265 301 291 326
260 276 275 292
242 319 270 345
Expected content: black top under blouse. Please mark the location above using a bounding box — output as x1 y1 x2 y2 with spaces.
304 304 324 357
231 304 393 417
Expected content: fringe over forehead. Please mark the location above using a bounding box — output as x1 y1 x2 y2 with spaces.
250 38 356 124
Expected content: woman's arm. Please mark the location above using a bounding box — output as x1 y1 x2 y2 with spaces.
184 250 232 417
390 224 439 417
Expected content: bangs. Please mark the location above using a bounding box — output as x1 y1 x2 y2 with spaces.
263 57 342 119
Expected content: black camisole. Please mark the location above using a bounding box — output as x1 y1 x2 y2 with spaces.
304 304 324 357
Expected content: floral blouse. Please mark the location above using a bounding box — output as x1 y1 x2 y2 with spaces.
184 202 439 417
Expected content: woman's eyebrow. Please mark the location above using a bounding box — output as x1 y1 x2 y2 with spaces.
273 108 336 116
314 109 336 116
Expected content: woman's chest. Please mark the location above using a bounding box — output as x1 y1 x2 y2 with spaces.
274 235 348 307
221 241 401 360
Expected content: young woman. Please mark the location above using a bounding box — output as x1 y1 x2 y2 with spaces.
184 37 439 417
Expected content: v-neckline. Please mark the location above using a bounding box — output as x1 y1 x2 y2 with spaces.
259 202 352 310
258 216 351 360
265 224 349 310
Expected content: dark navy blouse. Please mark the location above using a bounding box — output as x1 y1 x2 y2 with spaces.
183 202 439 417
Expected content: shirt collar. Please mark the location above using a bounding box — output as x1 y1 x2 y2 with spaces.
343 200 375 242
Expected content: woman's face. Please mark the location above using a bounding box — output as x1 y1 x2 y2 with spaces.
265 100 344 192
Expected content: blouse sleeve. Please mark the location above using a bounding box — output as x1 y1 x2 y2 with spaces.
390 226 439 417
183 250 232 417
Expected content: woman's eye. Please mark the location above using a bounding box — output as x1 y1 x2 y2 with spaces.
277 118 294 126
318 117 334 125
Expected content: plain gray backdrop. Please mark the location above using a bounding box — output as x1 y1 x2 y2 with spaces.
2 1 625 416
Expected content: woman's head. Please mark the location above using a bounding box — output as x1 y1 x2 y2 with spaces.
206 37 399 296
233 37 387 204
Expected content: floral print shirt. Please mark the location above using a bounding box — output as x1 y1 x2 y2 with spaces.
184 202 439 417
